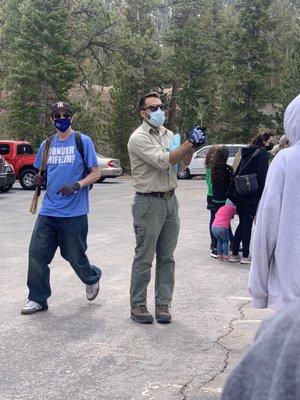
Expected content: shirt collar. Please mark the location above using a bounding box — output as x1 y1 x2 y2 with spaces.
142 120 167 137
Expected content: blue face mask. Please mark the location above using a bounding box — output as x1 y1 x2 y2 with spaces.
54 118 71 133
149 109 166 128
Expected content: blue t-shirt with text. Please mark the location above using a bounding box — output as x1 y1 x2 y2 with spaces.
34 132 98 217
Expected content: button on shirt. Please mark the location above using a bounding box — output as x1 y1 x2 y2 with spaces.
127 121 177 193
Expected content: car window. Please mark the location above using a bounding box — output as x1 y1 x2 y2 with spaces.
17 144 33 155
0 143 10 155
195 147 209 158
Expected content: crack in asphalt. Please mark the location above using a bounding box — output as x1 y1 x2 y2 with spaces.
178 378 194 400
178 300 250 400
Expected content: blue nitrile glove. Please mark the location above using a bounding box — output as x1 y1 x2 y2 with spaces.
170 133 181 173
187 126 206 147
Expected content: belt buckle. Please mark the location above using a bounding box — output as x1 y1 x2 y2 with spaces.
163 191 172 199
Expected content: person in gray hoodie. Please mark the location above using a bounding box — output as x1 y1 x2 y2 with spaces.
221 300 300 400
249 94 300 311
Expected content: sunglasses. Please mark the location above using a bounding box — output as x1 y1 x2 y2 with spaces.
52 112 72 120
143 104 166 112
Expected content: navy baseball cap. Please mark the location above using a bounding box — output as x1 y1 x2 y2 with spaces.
51 101 72 116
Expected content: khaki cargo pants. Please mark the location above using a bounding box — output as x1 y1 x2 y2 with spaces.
130 193 180 307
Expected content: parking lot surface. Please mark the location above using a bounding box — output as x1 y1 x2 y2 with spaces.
0 178 274 400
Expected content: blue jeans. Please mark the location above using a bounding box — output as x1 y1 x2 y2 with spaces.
27 215 102 308
209 202 233 250
211 226 229 256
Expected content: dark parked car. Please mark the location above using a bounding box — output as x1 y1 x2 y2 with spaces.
0 154 16 192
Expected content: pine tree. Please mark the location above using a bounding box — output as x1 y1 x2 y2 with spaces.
221 0 275 142
165 0 226 134
269 0 300 111
107 0 163 170
4 0 77 144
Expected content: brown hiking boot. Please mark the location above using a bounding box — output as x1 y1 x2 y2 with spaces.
155 305 171 324
131 305 154 324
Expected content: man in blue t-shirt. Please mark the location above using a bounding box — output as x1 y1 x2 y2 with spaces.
21 101 102 315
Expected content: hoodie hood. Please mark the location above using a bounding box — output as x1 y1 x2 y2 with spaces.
284 94 300 145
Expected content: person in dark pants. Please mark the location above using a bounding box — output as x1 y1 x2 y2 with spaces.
21 101 102 315
210 146 234 258
230 130 273 264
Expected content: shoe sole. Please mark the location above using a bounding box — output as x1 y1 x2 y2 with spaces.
211 254 218 259
155 316 171 324
241 261 251 264
131 314 153 324
229 259 240 263
21 307 47 316
86 283 99 301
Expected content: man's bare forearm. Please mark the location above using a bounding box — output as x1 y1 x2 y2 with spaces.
182 147 194 166
78 167 100 187
169 140 194 166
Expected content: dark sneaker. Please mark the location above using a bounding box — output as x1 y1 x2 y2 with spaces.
21 301 47 315
86 281 99 301
131 305 154 324
210 249 218 259
155 305 171 324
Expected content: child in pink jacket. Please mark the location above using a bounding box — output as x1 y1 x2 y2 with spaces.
212 200 236 261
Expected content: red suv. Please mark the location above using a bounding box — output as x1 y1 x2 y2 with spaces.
0 140 37 189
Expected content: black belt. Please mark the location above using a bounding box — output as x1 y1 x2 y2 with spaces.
136 189 175 199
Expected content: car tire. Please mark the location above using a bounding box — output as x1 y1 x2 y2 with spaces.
0 183 13 192
19 168 37 190
177 168 191 180
98 177 106 183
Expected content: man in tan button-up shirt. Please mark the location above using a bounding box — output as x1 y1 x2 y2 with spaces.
128 92 206 324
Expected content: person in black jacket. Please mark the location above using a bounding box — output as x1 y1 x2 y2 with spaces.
230 130 273 264
210 146 234 257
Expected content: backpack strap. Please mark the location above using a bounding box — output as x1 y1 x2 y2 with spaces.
237 148 261 175
74 131 90 173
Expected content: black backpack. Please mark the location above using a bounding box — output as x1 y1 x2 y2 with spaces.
74 131 93 190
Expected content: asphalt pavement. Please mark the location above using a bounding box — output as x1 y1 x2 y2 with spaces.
0 178 274 400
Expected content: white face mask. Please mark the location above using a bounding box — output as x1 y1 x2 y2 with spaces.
149 109 166 127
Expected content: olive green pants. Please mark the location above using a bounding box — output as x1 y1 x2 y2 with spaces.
130 193 180 307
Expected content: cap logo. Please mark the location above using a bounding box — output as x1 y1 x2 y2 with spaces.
57 102 64 108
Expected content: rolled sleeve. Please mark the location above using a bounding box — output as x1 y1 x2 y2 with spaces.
128 134 170 171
